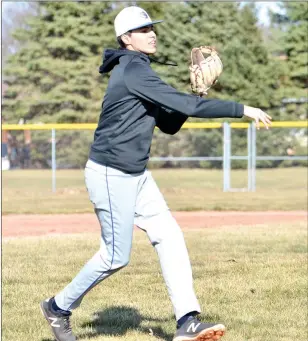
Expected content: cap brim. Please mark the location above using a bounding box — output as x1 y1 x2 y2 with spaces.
127 20 163 32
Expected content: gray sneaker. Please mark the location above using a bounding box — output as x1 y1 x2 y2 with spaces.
173 317 225 341
40 298 76 341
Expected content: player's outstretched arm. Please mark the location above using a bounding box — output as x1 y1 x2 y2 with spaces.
125 62 243 119
125 62 272 130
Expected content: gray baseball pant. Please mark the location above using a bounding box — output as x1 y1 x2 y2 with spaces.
54 159 201 320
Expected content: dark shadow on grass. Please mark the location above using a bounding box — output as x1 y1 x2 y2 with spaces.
79 306 174 340
42 307 225 341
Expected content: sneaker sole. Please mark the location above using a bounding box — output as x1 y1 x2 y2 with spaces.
40 301 62 341
173 323 225 341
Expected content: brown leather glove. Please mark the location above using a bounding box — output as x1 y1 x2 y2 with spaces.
190 46 223 96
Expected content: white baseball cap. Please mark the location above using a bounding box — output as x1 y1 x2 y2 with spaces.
114 6 163 37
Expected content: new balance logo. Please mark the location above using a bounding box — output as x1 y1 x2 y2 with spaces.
48 317 60 328
187 322 201 333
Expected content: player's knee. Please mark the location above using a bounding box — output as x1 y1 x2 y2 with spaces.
111 256 130 269
121 258 130 268
97 252 130 271
144 211 184 245
98 241 131 269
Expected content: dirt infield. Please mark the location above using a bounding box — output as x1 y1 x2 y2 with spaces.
2 211 306 239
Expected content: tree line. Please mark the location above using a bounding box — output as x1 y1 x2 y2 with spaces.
2 1 307 169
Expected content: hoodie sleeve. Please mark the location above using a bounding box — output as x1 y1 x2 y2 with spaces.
124 61 244 119
156 108 188 135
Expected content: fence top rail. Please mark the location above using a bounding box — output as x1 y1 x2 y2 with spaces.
1 121 307 130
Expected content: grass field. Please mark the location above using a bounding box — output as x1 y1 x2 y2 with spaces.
2 167 307 214
2 222 307 341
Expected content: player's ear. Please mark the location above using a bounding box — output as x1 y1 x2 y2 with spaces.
121 33 131 45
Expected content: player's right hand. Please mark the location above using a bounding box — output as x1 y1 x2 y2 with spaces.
243 105 272 130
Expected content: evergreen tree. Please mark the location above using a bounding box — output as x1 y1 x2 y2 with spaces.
284 2 308 90
2 2 170 168
3 2 119 167
3 2 119 124
268 2 307 108
149 2 284 168
3 2 302 169
262 2 308 166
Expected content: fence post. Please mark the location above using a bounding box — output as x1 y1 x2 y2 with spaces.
248 124 252 191
51 129 56 193
223 122 231 192
251 123 257 191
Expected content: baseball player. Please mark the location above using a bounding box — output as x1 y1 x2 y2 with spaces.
40 6 271 341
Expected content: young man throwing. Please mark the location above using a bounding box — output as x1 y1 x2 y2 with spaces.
40 6 271 341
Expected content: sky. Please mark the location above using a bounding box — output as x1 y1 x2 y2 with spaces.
2 1 284 27
255 2 284 26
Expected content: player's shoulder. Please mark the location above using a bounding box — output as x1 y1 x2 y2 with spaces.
124 55 153 78
126 55 151 68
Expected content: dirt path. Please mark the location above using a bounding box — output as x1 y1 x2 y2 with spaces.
2 211 306 239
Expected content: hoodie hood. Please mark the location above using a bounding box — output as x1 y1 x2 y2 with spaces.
99 48 177 74
99 49 150 74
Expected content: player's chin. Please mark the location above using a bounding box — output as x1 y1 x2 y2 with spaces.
145 45 157 54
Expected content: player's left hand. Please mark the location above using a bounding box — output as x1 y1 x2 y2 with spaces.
190 46 223 97
243 105 272 129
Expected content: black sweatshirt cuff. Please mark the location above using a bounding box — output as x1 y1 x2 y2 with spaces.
234 103 244 118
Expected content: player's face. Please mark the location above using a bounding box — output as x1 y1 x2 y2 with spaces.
125 25 157 55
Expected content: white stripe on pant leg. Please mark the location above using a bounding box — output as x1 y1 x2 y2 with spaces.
136 211 201 320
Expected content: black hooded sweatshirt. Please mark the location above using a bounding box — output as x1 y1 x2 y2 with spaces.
90 48 244 174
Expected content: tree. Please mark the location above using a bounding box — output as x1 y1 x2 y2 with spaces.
283 2 307 90
3 2 301 169
261 2 308 166
3 2 120 124
2 2 122 167
268 2 307 102
2 2 39 66
149 2 284 168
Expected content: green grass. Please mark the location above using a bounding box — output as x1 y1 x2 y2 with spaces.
2 167 307 214
2 222 307 341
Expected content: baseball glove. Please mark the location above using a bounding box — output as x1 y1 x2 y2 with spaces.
190 46 223 96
